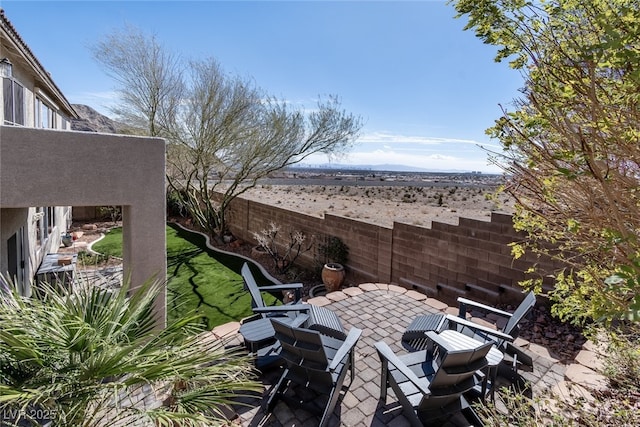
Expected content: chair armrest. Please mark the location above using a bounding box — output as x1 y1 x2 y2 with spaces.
240 313 263 324
374 341 431 396
257 283 304 291
457 296 513 318
252 304 311 314
444 314 514 342
328 327 362 372
424 330 456 352
290 313 310 328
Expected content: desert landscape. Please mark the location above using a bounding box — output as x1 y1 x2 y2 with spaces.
238 172 515 228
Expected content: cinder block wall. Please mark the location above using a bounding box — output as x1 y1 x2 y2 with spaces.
223 194 555 306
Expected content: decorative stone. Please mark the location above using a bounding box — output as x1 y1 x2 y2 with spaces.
424 298 448 311
326 291 349 302
564 363 608 391
212 321 240 338
307 296 331 306
358 283 379 291
575 350 604 371
342 287 364 297
387 284 407 294
405 290 427 301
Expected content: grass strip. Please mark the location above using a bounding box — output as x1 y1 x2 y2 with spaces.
92 223 279 328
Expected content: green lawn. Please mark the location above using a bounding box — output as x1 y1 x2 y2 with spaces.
92 227 123 258
92 223 278 328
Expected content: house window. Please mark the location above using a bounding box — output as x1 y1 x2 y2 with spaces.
3 77 25 125
35 207 45 250
46 206 56 234
36 97 56 129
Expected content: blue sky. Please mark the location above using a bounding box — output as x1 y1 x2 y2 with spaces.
2 0 524 173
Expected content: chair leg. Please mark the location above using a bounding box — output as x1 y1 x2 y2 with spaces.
319 385 341 427
264 368 289 414
350 349 356 384
379 358 389 401
460 395 484 427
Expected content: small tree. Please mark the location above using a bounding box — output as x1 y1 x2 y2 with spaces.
91 25 184 137
451 0 640 323
93 28 362 239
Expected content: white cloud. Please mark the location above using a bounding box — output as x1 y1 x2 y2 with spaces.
358 131 477 146
300 147 502 173
356 131 503 151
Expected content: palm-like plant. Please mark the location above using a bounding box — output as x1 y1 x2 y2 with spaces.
0 276 261 426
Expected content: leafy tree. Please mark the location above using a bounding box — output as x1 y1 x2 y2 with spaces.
450 0 640 323
91 25 184 137
0 277 260 426
92 27 362 239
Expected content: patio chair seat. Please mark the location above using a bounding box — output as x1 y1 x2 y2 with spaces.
265 318 362 427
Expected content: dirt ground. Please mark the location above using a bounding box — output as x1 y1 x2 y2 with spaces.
238 183 515 227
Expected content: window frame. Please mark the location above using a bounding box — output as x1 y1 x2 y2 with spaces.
3 77 25 126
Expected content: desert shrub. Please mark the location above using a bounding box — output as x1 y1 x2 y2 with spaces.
316 235 349 268
402 192 415 203
77 251 110 267
167 189 188 218
476 325 640 427
253 222 313 274
602 323 640 391
96 206 122 223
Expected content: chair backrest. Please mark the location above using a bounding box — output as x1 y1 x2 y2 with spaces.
418 340 490 414
502 291 536 338
241 263 266 310
271 318 334 386
430 340 491 389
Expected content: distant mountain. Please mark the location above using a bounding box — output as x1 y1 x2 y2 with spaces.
293 163 476 173
71 104 135 134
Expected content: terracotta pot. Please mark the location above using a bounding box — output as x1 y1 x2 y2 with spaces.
321 263 345 292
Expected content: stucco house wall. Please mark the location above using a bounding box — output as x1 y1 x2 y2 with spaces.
1 9 77 286
0 126 167 322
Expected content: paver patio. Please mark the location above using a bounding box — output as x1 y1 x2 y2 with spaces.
210 283 594 427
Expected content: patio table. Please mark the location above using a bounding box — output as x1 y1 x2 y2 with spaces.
239 317 277 353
